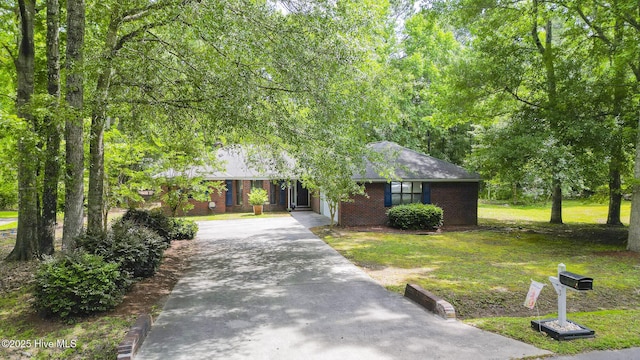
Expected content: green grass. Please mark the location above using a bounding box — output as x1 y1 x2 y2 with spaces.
479 199 631 225
182 211 292 221
467 310 640 355
318 200 640 355
0 222 17 231
0 211 18 218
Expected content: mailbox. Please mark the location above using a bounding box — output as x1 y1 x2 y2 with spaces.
559 271 593 291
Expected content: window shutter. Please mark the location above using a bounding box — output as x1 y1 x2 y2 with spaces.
384 183 392 207
225 180 233 206
422 182 431 204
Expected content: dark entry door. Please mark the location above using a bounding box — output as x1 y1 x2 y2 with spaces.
296 181 309 207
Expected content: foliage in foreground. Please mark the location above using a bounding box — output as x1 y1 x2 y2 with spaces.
387 203 443 230
76 221 168 279
169 218 198 240
37 210 195 320
34 251 126 319
120 209 174 242
118 208 199 242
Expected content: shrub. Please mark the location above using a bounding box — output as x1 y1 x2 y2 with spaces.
248 187 268 206
387 203 444 230
74 231 110 255
34 251 126 319
169 218 198 240
110 221 168 278
76 221 168 279
120 208 172 242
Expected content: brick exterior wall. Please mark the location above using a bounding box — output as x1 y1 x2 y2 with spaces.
338 182 478 227
430 182 478 226
162 180 287 216
311 193 321 213
339 183 388 227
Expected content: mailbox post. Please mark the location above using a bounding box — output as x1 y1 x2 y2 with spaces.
531 263 595 340
550 263 568 327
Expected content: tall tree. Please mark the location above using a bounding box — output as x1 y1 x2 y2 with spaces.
7 0 38 260
63 0 86 247
87 1 183 235
434 0 613 224
378 9 473 164
551 0 640 249
530 2 563 223
40 0 61 254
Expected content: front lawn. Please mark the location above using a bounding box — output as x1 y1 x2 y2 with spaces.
182 211 292 221
0 211 18 218
479 199 631 225
317 201 640 355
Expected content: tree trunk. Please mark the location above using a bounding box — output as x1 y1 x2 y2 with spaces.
607 151 624 226
40 0 61 255
607 17 626 227
62 0 86 248
628 114 640 252
87 15 119 235
550 177 563 224
7 0 38 261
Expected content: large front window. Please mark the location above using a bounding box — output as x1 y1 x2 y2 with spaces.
391 181 422 205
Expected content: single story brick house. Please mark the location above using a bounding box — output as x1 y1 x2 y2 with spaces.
156 147 307 216
316 141 481 227
158 142 480 226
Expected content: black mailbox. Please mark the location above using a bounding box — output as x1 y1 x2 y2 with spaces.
559 271 593 291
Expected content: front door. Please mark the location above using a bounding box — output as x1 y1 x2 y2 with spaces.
296 181 309 207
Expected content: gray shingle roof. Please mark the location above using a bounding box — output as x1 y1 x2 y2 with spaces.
359 141 480 182
155 146 293 180
156 142 479 182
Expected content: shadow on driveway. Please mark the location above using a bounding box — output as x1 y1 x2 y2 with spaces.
136 216 550 360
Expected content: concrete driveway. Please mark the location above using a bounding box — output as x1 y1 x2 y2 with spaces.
136 213 550 360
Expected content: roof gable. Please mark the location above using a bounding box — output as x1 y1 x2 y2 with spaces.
360 141 480 182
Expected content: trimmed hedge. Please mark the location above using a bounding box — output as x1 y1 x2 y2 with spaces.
34 251 126 319
387 203 443 230
169 218 198 240
120 208 173 242
76 221 168 279
117 208 199 241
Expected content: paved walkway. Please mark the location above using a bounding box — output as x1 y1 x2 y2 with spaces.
136 213 549 360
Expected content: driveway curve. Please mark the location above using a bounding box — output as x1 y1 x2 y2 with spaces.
136 213 550 360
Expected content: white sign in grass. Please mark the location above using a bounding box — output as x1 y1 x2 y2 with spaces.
524 280 545 309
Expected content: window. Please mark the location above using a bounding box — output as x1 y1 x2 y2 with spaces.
391 182 423 205
236 180 243 205
269 182 278 204
251 180 263 190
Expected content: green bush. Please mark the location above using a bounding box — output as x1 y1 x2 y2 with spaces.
111 221 168 278
76 221 168 279
248 187 268 206
169 218 198 240
120 208 172 242
34 251 126 319
387 203 443 230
